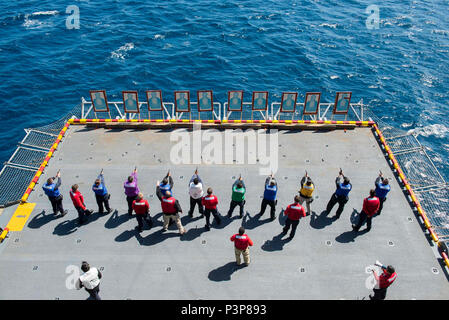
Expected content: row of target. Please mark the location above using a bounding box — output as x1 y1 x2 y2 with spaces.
89 90 353 115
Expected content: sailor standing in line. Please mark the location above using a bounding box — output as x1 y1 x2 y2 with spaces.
42 170 67 217
70 184 94 225
156 170 173 201
326 169 352 219
374 171 391 216
227 175 246 218
132 192 153 232
76 261 102 300
92 169 112 214
230 227 253 266
298 171 314 215
188 169 204 217
282 195 306 239
256 173 278 220
124 167 139 216
201 187 221 231
159 190 186 235
352 189 380 232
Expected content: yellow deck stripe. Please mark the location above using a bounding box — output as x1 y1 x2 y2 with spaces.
6 203 36 232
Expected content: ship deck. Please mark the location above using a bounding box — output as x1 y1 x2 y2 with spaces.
0 124 448 300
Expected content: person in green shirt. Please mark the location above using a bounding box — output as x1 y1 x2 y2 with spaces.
227 176 246 218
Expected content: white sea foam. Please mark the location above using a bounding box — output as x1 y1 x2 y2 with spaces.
154 34 165 40
319 23 337 29
32 10 59 16
110 43 135 60
22 15 45 29
330 75 339 79
401 123 413 128
407 124 449 138
22 10 58 29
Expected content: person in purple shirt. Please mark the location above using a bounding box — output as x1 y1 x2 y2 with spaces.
124 168 140 216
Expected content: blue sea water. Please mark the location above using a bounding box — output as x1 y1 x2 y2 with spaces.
0 0 448 177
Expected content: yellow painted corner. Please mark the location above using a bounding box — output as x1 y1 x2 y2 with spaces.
6 203 36 232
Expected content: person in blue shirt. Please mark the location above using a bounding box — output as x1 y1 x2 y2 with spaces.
42 170 67 217
326 169 352 219
256 174 277 220
374 171 391 215
156 170 174 201
92 169 112 214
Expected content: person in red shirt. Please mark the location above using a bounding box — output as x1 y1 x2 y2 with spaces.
352 189 380 232
69 184 93 224
282 195 306 239
230 227 253 266
370 265 397 300
201 187 221 231
132 193 153 232
160 191 186 235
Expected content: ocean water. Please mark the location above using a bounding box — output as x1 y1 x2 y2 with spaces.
0 0 447 177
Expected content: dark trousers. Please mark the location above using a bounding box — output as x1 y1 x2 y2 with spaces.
228 200 245 217
283 218 299 238
126 195 138 215
86 284 101 300
377 197 386 215
76 206 91 223
371 288 387 300
49 195 64 215
353 210 372 231
136 213 153 230
95 193 111 213
204 208 221 227
188 197 204 216
260 199 276 218
326 193 348 218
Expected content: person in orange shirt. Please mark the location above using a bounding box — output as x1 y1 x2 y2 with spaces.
282 195 306 239
230 227 253 266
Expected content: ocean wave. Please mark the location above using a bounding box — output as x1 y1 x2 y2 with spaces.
22 15 47 29
420 74 438 88
110 43 135 60
22 10 58 29
401 123 413 128
432 29 449 36
319 23 337 29
408 124 448 138
154 34 165 40
31 11 59 16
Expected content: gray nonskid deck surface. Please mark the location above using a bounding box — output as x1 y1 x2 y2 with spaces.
0 126 448 300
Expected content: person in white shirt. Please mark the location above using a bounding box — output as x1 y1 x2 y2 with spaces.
75 261 102 300
188 169 204 217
